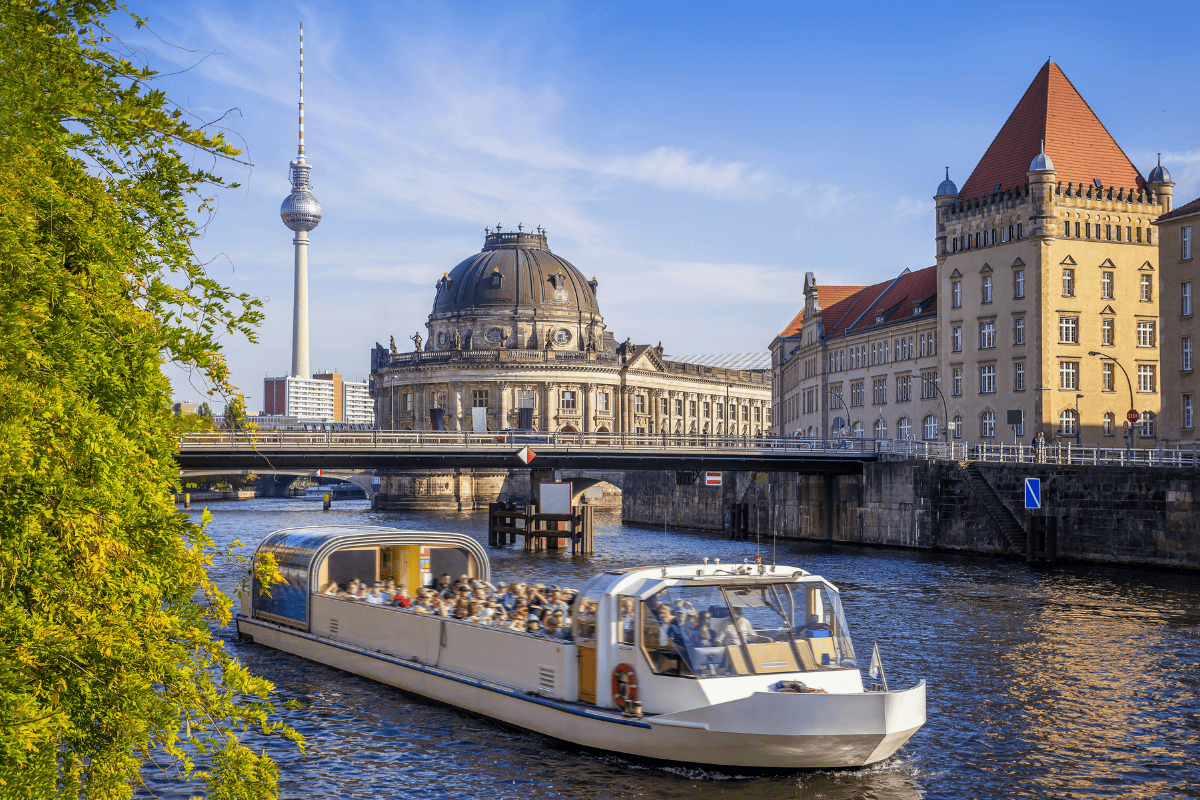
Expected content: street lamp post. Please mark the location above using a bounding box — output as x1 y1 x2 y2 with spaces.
1088 351 1134 458
933 379 950 444
1074 393 1084 446
823 389 849 448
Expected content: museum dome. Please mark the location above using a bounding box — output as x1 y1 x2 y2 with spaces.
431 228 601 318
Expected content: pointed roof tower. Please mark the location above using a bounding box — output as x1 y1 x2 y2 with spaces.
959 60 1145 198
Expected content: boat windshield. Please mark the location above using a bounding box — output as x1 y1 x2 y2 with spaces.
640 581 856 679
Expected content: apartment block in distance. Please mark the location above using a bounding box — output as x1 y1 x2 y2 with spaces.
264 372 374 424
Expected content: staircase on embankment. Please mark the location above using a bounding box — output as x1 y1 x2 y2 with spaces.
964 464 1027 553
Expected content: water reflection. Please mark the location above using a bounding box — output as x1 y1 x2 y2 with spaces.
148 498 1200 800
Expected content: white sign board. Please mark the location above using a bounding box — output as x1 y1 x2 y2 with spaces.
705 471 723 486
539 481 572 515
471 406 488 432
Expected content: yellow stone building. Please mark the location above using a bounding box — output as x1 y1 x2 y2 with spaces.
937 60 1172 445
1155 193 1200 441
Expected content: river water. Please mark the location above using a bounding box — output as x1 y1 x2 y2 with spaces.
162 498 1200 800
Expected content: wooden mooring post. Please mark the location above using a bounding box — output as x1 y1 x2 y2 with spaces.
487 500 594 555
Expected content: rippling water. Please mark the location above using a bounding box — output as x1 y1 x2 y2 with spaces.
149 498 1200 800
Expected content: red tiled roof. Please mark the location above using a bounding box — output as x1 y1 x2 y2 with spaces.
1159 195 1200 223
845 266 937 335
959 61 1145 199
776 285 863 337
820 281 892 338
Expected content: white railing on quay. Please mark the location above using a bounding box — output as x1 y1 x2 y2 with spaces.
176 431 1200 468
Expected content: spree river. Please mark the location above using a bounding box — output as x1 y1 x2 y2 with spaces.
165 498 1200 800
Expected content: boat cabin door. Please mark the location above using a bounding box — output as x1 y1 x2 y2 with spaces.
573 594 600 704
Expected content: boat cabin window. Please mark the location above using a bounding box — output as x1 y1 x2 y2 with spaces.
318 544 478 596
618 595 638 646
572 594 598 642
638 582 857 679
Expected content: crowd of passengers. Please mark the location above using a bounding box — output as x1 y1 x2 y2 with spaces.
319 573 578 638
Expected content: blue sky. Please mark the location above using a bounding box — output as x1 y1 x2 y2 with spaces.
116 1 1200 412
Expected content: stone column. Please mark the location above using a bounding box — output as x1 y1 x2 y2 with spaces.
451 382 464 431
583 383 595 432
544 382 557 432
496 381 509 430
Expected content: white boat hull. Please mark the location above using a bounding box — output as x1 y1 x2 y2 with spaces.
236 615 925 769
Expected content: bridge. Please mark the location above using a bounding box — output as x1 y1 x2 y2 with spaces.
175 431 881 474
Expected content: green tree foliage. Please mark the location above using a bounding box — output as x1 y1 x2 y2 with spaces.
0 2 299 797
222 394 247 430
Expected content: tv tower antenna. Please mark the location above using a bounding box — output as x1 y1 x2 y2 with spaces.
280 20 321 379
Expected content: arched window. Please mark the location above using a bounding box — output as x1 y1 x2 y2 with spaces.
897 417 912 440
648 419 655 434
1102 413 1114 436
981 411 996 438
953 415 963 439
923 415 939 440
874 418 887 439
1059 409 1078 436
808 426 815 437
1141 411 1156 437
852 421 864 437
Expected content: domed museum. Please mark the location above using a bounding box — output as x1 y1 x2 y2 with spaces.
369 227 772 510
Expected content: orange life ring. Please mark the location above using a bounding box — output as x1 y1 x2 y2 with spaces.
612 663 638 709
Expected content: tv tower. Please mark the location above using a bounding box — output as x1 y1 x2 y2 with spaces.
279 21 321 379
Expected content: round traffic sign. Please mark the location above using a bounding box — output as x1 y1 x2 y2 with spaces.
1127 409 1140 424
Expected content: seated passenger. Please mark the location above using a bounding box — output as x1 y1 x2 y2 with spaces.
715 607 756 646
364 584 385 605
526 618 543 635
320 581 340 596
507 617 527 632
541 617 565 638
390 584 412 608
437 573 453 592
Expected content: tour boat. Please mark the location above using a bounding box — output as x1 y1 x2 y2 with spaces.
302 482 366 500
236 526 926 770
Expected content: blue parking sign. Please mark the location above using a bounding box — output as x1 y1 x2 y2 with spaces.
1024 478 1041 509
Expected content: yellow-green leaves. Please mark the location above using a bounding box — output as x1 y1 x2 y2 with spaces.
0 2 294 798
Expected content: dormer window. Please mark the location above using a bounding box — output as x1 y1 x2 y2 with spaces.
875 313 885 324
490 268 502 288
912 303 921 317
549 271 566 291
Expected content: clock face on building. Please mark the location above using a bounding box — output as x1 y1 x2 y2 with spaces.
554 328 572 345
485 327 503 344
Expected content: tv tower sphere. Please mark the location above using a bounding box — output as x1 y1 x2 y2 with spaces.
280 161 322 231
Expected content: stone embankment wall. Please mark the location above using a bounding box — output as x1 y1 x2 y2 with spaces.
622 461 1200 569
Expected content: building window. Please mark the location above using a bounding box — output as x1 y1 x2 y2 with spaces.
922 372 938 400
1059 409 1079 436
1014 270 1025 298
1126 226 1131 242
1085 223 1091 239
688 400 697 416
1103 413 1115 436
1116 224 1123 242
703 401 710 417
952 281 962 308
1101 270 1113 299
1063 268 1075 296
561 390 577 410
1184 225 1193 260
1059 316 1079 344
953 414 963 439
1103 362 1114 392
660 397 668 415
1184 337 1193 371
1105 224 1112 240
923 415 939 440
599 391 610 412
1014 317 1025 345
953 368 962 397
980 365 996 394
1137 320 1156 348
982 276 993 303
1060 361 1079 390
1138 364 1156 393
674 398 683 415
1141 274 1153 302
1015 362 1025 391
1183 282 1193 317
953 326 962 352
874 418 887 438
636 394 646 413
404 392 413 411
896 375 912 402
518 389 536 409
1102 318 1115 346
980 321 995 349
1075 221 1081 238
897 417 912 440
1018 223 1023 238
742 405 749 422
754 406 762 422
1184 395 1194 429
1063 221 1070 237
1137 227 1143 243
872 378 887 405
472 389 489 408
1148 228 1153 245
851 382 864 408
1140 411 1156 437
981 411 996 438
919 335 926 358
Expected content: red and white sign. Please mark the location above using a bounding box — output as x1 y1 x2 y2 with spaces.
705 471 723 486
515 445 536 464
1127 409 1140 424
